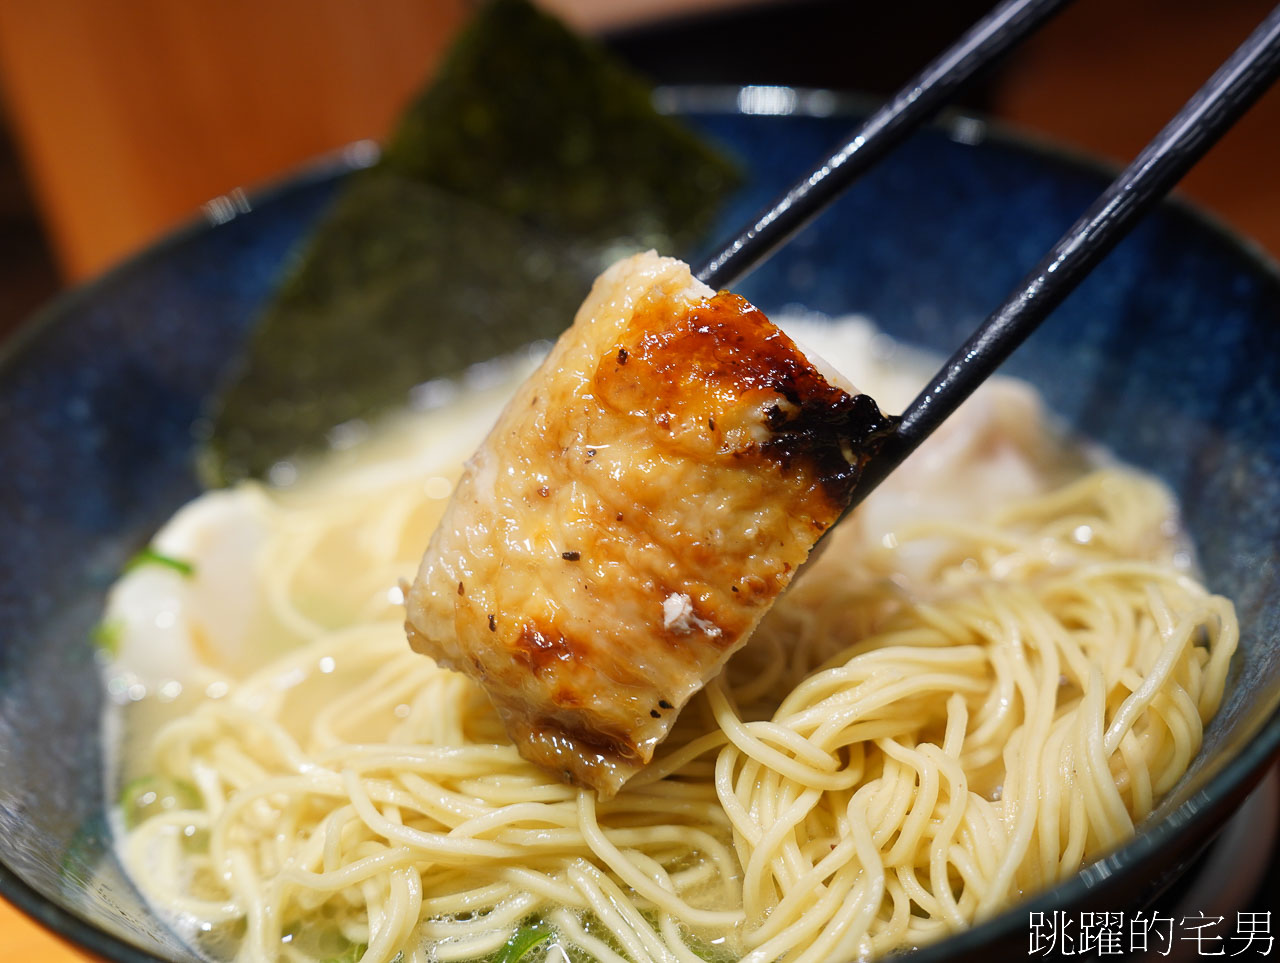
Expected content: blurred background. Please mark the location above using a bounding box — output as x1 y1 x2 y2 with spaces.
0 0 1278 340
0 0 1277 957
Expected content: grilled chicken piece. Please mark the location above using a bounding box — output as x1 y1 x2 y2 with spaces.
405 252 891 796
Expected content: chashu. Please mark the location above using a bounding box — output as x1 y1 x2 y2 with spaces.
405 251 892 796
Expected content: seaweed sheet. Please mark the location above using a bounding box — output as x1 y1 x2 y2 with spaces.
203 0 740 484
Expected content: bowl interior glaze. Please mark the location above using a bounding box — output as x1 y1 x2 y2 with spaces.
1 89 1278 963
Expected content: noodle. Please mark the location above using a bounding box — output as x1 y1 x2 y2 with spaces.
105 319 1237 963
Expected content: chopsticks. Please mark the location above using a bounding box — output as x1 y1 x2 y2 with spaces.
695 0 1076 289
695 0 1280 509
847 4 1280 507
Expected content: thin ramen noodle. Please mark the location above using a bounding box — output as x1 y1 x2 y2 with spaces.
100 316 1237 963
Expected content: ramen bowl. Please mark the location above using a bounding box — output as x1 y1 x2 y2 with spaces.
1 88 1278 963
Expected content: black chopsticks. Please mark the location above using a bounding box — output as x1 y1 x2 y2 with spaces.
695 0 1280 509
694 0 1076 290
846 3 1280 507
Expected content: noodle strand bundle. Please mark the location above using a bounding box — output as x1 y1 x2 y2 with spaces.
111 324 1236 963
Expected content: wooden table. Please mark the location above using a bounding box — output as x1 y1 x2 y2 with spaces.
0 897 97 962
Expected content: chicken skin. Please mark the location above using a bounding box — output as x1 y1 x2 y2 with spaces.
405 252 892 796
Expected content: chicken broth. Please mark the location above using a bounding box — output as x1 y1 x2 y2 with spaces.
101 303 1235 963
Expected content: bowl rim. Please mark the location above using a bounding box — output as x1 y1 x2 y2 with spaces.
2 83 1279 963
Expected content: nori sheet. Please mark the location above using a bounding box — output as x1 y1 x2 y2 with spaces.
202 0 740 484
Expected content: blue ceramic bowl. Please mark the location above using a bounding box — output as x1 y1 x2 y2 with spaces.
1 88 1278 962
